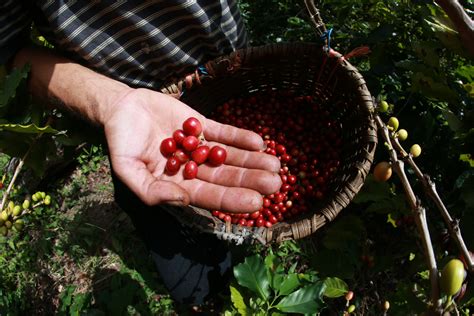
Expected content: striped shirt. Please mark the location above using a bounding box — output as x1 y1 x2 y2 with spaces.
0 0 248 89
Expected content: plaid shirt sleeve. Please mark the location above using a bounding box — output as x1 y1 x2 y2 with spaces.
0 0 32 64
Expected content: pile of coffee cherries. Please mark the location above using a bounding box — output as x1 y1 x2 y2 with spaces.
160 117 227 179
209 90 342 228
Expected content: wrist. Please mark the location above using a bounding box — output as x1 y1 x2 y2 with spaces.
91 77 134 126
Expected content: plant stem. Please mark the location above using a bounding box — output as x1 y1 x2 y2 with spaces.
375 115 442 312
391 137 474 274
0 148 31 212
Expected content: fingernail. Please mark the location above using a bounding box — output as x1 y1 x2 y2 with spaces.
164 200 184 207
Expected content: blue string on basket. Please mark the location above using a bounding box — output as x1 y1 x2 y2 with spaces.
180 65 209 97
320 28 333 52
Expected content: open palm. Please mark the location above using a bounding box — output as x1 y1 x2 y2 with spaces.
104 88 281 213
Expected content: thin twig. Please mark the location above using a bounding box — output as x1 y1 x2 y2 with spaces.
391 137 474 274
0 148 31 212
375 115 442 312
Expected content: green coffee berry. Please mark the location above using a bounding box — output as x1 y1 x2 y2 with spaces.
397 129 408 141
387 117 399 131
22 199 30 210
12 205 21 217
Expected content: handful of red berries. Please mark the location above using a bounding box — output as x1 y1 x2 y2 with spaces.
160 117 227 179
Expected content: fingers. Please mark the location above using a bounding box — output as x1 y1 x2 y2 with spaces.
179 179 263 213
206 142 281 173
111 156 190 206
204 119 265 151
196 164 282 195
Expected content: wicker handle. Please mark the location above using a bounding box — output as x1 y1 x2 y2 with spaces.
304 0 328 38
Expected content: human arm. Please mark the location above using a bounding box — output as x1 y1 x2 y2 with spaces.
12 46 282 212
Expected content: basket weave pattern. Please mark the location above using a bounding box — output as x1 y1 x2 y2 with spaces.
161 43 377 245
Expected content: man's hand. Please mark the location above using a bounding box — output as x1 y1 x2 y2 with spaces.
105 88 282 212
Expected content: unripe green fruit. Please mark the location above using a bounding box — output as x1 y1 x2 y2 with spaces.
0 226 7 236
44 195 51 206
397 129 408 141
379 100 389 113
410 144 422 158
440 259 465 296
22 200 30 210
7 201 14 211
13 219 24 231
347 304 356 313
40 192 46 199
4 221 12 229
0 211 8 221
32 193 39 202
12 205 21 217
387 117 399 131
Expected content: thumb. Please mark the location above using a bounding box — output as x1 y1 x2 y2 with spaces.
112 157 190 206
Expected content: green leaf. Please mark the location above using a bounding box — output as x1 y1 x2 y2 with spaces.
275 283 325 314
323 277 348 298
411 72 459 103
456 65 474 82
412 41 440 68
441 109 463 132
277 273 300 296
424 18 469 58
322 215 365 250
230 285 249 316
0 64 30 109
0 123 58 134
233 255 270 300
352 175 392 203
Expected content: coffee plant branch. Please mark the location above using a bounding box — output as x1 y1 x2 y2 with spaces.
435 0 474 58
390 137 474 274
0 148 30 212
375 114 443 312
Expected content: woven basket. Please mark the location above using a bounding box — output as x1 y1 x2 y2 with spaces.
159 42 377 245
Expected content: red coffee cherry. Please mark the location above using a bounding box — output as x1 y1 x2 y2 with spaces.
173 129 186 145
182 136 200 152
183 161 198 179
191 146 210 165
165 157 181 175
160 138 177 157
174 149 190 163
208 146 227 166
183 117 203 137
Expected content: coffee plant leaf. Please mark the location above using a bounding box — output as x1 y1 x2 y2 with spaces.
456 65 474 82
0 123 58 134
0 64 30 113
275 283 325 314
322 215 364 250
322 277 348 298
230 285 250 316
352 175 392 203
233 254 270 300
411 72 459 103
277 273 300 296
441 109 464 133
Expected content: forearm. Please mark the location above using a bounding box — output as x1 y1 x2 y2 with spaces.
12 46 132 125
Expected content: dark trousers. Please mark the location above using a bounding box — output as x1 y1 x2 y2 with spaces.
111 171 234 306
